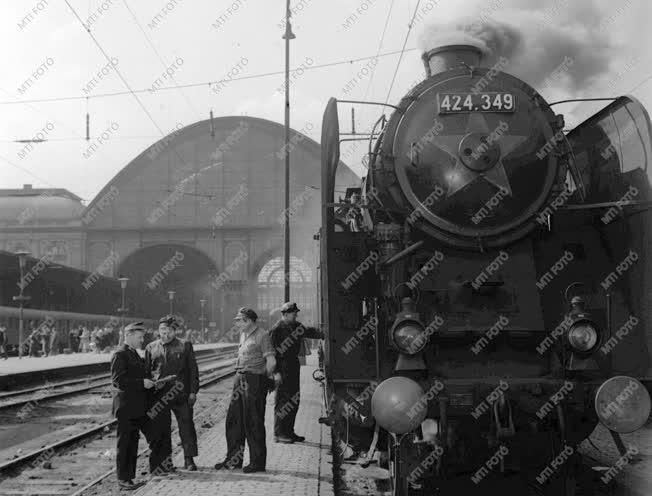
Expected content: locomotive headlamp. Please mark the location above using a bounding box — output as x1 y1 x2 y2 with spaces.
567 322 599 353
392 322 427 355
563 296 601 357
389 298 430 370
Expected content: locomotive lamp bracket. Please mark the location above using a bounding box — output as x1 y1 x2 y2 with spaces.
561 294 603 370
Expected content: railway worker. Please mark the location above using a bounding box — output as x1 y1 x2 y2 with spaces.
269 302 324 443
111 321 168 490
214 307 276 473
145 315 200 471
345 192 364 232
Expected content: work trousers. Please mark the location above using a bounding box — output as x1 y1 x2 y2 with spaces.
224 372 267 468
150 393 199 463
274 363 301 437
115 414 169 481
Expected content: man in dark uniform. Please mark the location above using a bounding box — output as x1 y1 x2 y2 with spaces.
145 315 200 471
214 307 276 473
110 322 167 491
269 302 324 443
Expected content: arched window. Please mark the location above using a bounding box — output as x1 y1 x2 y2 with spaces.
257 256 314 321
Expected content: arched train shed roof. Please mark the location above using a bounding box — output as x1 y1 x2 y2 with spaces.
84 115 359 221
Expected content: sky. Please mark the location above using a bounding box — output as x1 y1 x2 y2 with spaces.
1 0 651 203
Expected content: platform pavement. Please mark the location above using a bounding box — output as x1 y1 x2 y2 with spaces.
0 343 234 377
134 355 334 496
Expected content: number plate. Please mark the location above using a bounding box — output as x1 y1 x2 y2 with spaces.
438 92 515 114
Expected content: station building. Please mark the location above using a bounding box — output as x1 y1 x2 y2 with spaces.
0 116 359 332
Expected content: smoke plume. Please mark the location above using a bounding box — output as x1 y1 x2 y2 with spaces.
418 3 622 97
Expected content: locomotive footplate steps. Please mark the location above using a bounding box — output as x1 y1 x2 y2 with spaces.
132 355 333 496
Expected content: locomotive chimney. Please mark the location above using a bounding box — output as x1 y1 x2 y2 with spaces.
422 44 484 77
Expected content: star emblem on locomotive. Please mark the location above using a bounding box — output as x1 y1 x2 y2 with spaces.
432 113 529 198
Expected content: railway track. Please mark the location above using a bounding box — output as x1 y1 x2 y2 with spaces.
0 356 238 496
0 347 236 411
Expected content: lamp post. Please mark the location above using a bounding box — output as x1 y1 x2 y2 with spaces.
168 290 176 315
282 0 295 302
118 277 129 345
13 251 31 359
199 298 206 343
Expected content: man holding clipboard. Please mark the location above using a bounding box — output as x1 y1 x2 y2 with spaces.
145 315 200 471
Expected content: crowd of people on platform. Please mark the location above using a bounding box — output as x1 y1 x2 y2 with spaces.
0 319 215 358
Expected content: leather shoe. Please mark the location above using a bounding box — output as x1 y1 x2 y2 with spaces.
184 457 197 471
274 435 294 443
290 433 305 442
243 464 266 473
118 480 137 491
214 460 242 470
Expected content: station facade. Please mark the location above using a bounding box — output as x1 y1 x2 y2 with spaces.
0 116 359 333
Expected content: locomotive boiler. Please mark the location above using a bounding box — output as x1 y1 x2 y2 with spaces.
319 44 652 495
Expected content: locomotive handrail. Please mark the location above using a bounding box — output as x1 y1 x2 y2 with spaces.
337 99 400 110
325 202 404 213
559 200 652 210
339 132 382 136
548 97 618 106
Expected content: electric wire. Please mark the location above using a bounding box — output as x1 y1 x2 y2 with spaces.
0 48 421 106
362 0 396 102
384 0 421 106
120 0 203 122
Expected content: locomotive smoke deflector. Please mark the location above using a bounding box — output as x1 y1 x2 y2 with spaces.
421 44 484 77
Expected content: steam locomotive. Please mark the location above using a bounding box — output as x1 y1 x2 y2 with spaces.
319 45 652 495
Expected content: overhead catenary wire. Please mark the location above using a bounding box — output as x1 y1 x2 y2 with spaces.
384 0 421 106
358 0 396 129
0 81 120 201
62 0 198 196
362 0 396 102
63 0 170 140
0 48 421 106
120 0 203 122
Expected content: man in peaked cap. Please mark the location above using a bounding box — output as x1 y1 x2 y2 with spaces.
111 322 167 491
269 302 324 443
145 315 200 471
214 307 276 473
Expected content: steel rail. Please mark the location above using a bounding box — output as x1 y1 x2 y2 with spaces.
0 349 236 409
0 359 236 474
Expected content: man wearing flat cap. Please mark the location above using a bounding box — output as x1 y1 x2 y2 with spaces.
214 307 276 473
269 302 324 443
145 315 200 471
111 322 167 491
